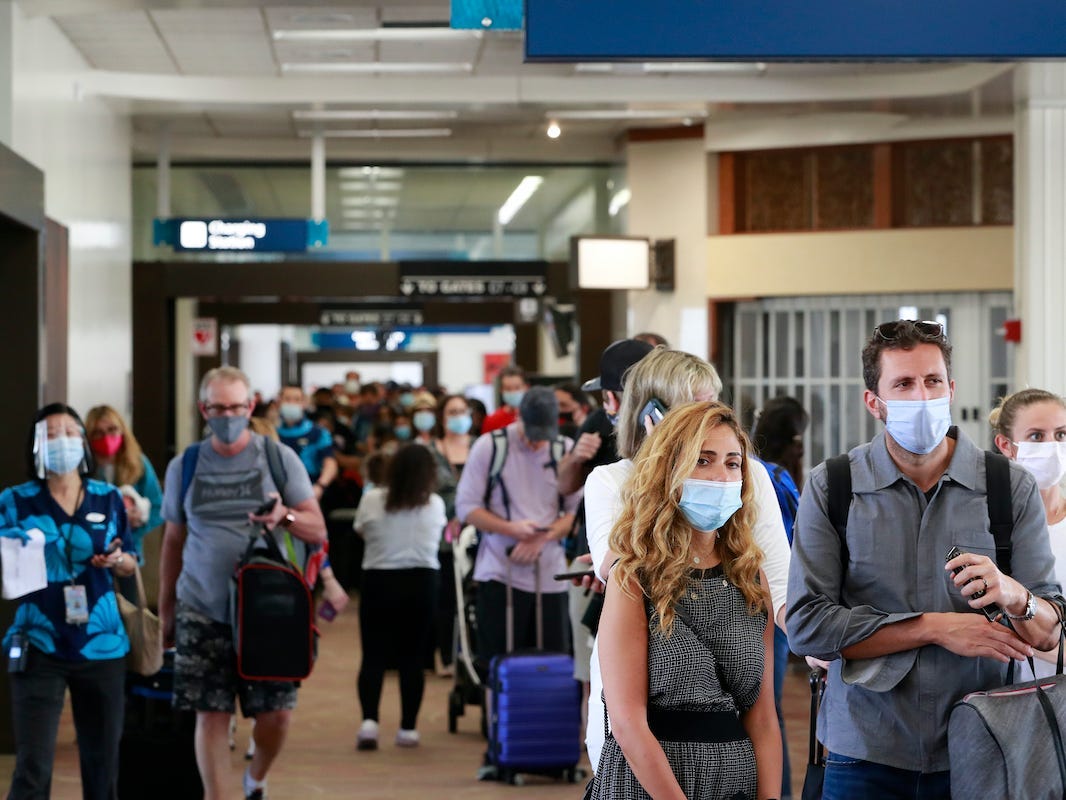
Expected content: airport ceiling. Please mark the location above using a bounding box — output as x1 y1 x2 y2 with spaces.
21 0 1020 165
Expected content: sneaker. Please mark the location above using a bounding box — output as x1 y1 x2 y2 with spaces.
356 719 379 751
395 728 420 748
243 767 267 799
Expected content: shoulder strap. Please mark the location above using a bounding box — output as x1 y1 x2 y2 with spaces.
484 429 511 519
984 450 1014 576
551 435 568 514
263 436 289 506
825 454 852 567
771 463 800 519
180 442 202 509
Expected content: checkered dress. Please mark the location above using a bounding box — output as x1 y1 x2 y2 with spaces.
591 566 766 800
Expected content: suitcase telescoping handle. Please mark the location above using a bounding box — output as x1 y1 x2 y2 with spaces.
808 667 826 767
503 547 543 653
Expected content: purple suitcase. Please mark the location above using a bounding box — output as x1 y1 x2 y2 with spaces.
486 558 583 784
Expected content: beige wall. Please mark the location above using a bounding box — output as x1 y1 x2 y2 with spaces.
626 136 711 357
706 226 1013 299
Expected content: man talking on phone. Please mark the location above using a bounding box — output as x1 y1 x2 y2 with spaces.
455 386 581 673
786 321 1061 799
159 367 326 800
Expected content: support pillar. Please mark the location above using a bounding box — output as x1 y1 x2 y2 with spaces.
1014 63 1066 393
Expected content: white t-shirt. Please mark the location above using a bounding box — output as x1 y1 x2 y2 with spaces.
583 457 791 772
354 488 446 571
1035 516 1066 679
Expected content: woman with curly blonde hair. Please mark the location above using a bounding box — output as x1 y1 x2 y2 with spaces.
590 401 781 800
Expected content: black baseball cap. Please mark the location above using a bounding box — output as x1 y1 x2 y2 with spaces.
519 386 559 442
580 339 655 393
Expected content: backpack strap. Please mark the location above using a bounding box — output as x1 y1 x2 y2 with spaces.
984 450 1014 576
549 435 568 514
825 454 852 568
179 442 202 520
484 429 511 520
263 436 289 504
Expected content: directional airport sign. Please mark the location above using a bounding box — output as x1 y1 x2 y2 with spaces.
396 261 549 299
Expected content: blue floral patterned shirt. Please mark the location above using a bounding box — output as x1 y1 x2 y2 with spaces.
0 479 133 662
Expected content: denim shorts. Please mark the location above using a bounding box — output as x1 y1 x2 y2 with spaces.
172 603 298 717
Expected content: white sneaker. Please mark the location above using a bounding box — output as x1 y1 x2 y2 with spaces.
243 767 267 799
356 719 379 751
395 728 420 748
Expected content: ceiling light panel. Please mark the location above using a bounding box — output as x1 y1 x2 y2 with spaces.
151 8 275 76
341 196 400 208
263 7 375 32
282 63 472 74
272 27 481 42
299 128 453 138
339 181 404 192
547 108 708 120
272 41 377 64
294 109 458 121
338 167 406 179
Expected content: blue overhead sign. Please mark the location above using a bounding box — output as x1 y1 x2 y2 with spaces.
525 0 1066 60
154 218 329 252
451 0 522 30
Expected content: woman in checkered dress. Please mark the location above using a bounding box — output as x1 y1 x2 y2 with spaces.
590 402 782 800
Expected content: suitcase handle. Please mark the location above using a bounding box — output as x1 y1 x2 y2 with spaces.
503 548 543 653
808 668 826 767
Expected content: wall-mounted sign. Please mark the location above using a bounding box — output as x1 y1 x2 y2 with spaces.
526 0 1066 59
397 261 549 299
153 218 329 252
319 307 425 327
190 317 218 357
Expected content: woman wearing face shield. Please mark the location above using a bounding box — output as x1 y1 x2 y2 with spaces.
990 388 1066 677
0 403 136 799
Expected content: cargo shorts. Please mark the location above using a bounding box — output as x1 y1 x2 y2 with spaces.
172 603 298 717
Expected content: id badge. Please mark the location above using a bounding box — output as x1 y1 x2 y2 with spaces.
63 584 89 625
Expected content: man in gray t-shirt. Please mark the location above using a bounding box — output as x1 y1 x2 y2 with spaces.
159 367 326 800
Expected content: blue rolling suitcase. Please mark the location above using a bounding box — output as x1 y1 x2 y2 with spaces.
486 558 583 785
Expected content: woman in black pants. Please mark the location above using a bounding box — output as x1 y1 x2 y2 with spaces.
354 443 446 750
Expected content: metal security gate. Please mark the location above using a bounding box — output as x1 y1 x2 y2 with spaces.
724 292 1013 477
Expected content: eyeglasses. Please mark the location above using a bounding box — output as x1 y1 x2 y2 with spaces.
203 402 250 417
873 320 945 342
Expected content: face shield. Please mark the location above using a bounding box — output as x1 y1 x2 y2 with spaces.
33 418 90 478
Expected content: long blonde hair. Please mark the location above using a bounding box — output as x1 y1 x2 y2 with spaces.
84 405 145 487
609 401 764 634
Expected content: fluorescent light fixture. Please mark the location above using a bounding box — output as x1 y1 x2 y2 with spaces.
298 128 453 138
274 28 482 42
341 196 400 208
293 109 458 121
282 62 472 74
497 176 543 226
342 208 394 219
338 167 405 179
575 62 765 75
574 236 650 290
340 181 403 192
546 108 708 121
608 188 632 217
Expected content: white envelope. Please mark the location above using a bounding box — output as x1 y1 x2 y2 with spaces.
1 528 48 599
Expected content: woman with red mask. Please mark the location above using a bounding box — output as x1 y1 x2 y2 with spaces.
84 405 163 563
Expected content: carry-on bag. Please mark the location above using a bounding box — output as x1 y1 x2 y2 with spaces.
485 557 583 785
118 650 203 800
801 667 827 800
231 527 316 681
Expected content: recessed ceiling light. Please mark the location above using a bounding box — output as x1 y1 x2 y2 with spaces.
546 121 561 139
283 62 473 74
294 109 459 121
274 28 482 42
299 128 453 139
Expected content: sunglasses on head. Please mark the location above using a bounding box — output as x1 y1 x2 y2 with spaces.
873 320 945 342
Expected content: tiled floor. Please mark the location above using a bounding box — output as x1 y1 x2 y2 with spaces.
0 597 815 798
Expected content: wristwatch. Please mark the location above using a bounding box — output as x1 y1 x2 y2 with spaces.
1004 589 1037 621
282 510 296 529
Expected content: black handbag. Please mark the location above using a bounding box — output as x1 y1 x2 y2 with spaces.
801 667 826 800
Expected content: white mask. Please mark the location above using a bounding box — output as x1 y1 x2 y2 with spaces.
1013 441 1066 490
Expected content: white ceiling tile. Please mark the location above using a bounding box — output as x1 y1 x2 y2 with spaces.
379 39 480 62
152 9 276 75
380 4 451 24
209 112 296 137
264 6 378 32
273 40 376 64
55 11 176 72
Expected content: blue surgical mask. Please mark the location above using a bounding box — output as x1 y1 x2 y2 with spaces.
394 425 412 441
502 390 525 408
279 403 304 424
399 392 415 409
207 415 249 445
678 478 743 534
44 436 85 475
446 414 473 435
878 395 951 455
413 411 436 432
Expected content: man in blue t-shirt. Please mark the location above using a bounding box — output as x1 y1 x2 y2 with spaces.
276 385 338 501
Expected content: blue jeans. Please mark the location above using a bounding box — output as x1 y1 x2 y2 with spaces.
773 625 792 798
822 752 950 800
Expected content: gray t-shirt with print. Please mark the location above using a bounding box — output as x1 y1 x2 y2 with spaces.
162 434 314 623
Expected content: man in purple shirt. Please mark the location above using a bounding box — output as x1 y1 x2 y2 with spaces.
455 386 579 669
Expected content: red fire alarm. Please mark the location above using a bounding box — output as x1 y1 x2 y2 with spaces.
999 319 1022 343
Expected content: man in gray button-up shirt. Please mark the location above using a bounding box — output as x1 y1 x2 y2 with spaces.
787 320 1061 799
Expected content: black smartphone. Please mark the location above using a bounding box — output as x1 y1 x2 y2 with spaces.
640 397 668 427
945 546 1001 621
105 538 122 554
553 568 597 582
252 497 278 517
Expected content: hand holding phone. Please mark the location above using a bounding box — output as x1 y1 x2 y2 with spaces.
553 568 596 582
945 546 1001 621
640 397 668 429
252 497 278 517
